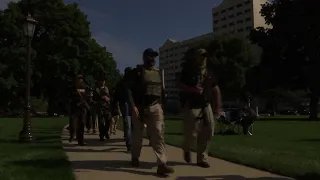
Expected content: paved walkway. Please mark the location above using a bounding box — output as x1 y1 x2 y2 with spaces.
61 127 294 180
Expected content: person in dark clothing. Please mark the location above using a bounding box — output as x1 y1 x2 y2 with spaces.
69 75 90 146
86 88 97 134
113 67 133 152
94 78 111 141
241 106 256 135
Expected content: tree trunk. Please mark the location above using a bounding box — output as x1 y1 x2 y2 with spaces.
47 98 55 116
309 92 319 121
271 100 277 116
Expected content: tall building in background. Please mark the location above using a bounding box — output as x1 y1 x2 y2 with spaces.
159 0 270 105
212 0 270 63
212 0 269 38
159 33 213 102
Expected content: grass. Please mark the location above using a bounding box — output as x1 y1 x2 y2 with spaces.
0 117 74 180
164 119 320 180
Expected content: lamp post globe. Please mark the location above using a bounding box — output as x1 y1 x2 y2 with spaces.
23 13 37 38
19 13 37 142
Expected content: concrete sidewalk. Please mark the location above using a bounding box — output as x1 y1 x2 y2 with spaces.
61 127 293 180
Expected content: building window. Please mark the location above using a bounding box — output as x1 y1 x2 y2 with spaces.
222 25 227 28
228 6 234 11
236 20 243 24
214 20 219 24
245 17 251 21
246 26 252 30
221 17 226 20
236 12 243 16
229 22 235 26
229 14 235 18
221 9 226 13
236 4 242 8
213 12 219 16
237 28 243 32
245 0 250 5
245 9 251 13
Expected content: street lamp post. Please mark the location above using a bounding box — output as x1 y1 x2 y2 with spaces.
19 13 37 142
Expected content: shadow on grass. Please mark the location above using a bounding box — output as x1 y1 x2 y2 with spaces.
295 138 320 142
296 173 320 180
165 132 240 136
175 175 293 180
258 118 309 121
165 132 183 135
35 135 60 141
9 158 71 169
0 139 21 144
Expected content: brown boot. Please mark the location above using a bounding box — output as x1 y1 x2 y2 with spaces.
157 164 174 175
197 161 210 168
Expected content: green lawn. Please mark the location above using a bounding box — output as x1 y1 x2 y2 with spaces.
0 118 74 180
164 119 320 180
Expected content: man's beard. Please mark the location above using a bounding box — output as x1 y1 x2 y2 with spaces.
145 59 155 66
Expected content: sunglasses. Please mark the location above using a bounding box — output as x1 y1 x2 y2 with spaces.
199 53 207 57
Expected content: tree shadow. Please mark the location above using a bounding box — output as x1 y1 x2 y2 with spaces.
71 159 188 178
35 135 60 141
258 118 308 121
296 172 320 180
165 132 183 135
9 158 71 168
295 138 320 142
28 145 62 150
64 147 127 153
175 175 293 180
0 139 21 144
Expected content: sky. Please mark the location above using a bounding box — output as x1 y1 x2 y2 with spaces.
0 0 223 72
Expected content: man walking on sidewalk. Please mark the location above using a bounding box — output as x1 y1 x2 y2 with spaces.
127 48 174 176
94 78 111 141
113 67 133 152
179 48 222 168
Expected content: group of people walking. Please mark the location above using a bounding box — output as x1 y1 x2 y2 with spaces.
68 47 222 176
68 76 123 145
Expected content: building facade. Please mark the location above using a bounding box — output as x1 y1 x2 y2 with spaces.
158 0 270 104
212 0 269 38
159 33 213 102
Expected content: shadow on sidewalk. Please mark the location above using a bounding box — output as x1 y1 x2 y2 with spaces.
62 137 150 148
175 175 293 180
64 147 127 153
72 160 188 177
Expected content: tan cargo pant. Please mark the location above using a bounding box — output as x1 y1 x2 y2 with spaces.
131 103 167 165
183 103 214 162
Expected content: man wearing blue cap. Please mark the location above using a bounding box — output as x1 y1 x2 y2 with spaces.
127 48 174 175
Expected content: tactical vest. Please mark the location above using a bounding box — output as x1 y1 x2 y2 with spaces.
143 69 162 97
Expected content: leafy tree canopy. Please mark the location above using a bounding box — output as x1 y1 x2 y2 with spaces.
0 0 120 114
249 0 320 119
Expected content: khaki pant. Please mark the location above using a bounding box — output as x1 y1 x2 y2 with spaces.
110 115 119 133
183 103 214 162
131 103 167 165
70 108 87 144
